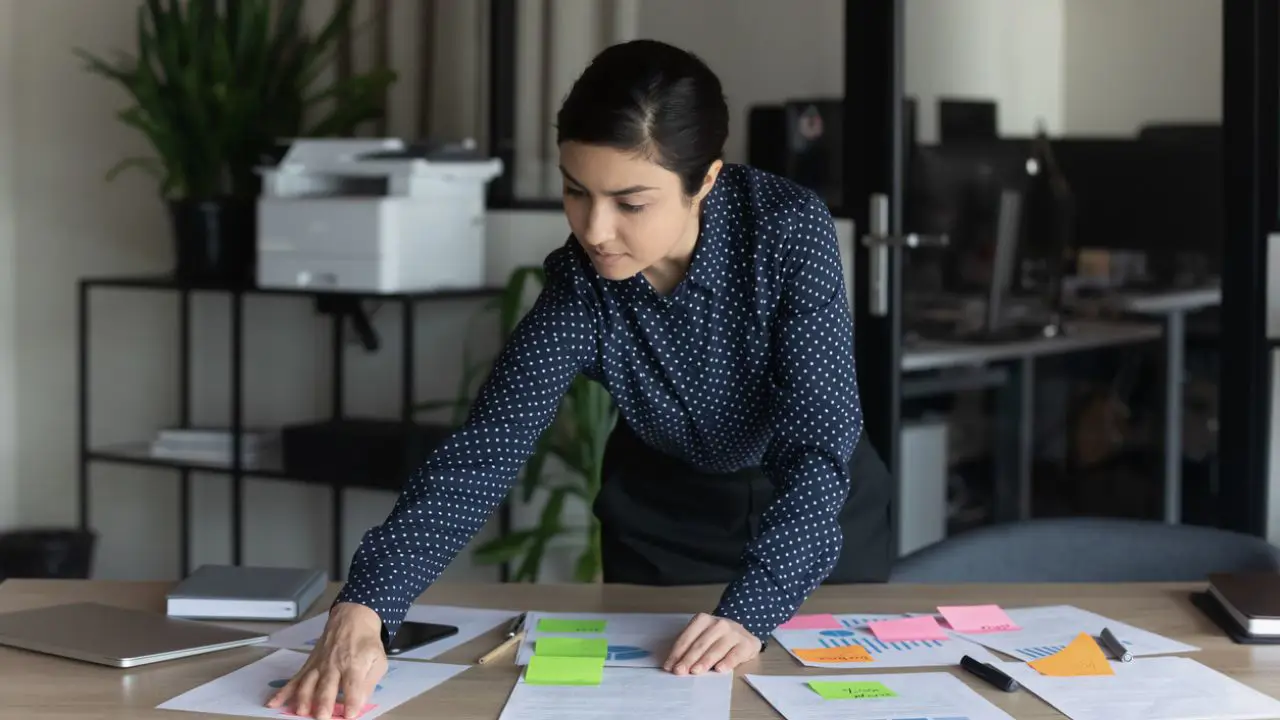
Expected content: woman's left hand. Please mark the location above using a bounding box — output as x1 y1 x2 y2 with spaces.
663 613 762 675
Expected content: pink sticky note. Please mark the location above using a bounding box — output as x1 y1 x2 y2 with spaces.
938 604 1020 633
868 615 949 641
777 613 842 630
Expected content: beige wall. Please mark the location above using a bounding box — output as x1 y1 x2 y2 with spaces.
0 0 18 530
0 0 1239 578
637 0 845 164
1063 0 1221 134
0 0 536 580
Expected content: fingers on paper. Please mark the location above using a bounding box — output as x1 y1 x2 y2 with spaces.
665 613 713 671
340 667 376 719
674 618 723 674
289 666 320 716
313 667 343 720
712 639 756 673
692 634 738 674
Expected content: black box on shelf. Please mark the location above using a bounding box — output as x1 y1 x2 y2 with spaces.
280 418 453 491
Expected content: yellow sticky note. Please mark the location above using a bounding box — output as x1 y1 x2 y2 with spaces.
794 646 873 664
1029 632 1115 676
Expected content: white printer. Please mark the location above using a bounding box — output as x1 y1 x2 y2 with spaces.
255 138 503 293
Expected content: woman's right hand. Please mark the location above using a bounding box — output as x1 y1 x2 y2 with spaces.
265 602 388 720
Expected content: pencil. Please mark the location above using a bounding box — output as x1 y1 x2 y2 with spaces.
478 629 524 664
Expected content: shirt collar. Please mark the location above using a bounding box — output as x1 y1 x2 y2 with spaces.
681 173 732 295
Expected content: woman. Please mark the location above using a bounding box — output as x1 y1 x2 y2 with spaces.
268 38 892 719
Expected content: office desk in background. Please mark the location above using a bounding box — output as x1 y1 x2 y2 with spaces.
901 318 1163 524
1085 285 1223 525
0 579 1270 720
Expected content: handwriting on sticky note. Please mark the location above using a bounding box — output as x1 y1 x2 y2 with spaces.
868 615 949 641
525 655 605 686
807 680 898 700
1029 632 1115 677
536 618 607 633
777 613 842 630
794 646 873 663
535 636 608 658
938 604 1020 633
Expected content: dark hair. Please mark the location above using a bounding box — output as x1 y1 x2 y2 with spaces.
556 39 729 197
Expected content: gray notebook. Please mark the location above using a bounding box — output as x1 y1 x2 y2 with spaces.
166 564 328 621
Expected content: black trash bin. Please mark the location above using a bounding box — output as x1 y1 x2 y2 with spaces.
0 529 96 580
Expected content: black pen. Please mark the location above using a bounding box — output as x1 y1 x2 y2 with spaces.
1098 627 1132 662
506 612 527 638
960 654 1020 692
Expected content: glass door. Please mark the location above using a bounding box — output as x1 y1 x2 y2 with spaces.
846 0 1243 548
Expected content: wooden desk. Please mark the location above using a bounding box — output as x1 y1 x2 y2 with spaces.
2 579 1278 719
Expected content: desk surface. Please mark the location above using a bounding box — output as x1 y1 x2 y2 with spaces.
1 579 1274 720
903 318 1161 372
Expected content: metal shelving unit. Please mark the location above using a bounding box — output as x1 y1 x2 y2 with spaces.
76 274 503 580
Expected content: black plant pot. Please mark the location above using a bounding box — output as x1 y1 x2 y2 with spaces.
167 197 257 287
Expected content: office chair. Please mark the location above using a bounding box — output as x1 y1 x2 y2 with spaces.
889 517 1280 583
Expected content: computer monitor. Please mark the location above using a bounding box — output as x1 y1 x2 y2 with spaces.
939 99 998 143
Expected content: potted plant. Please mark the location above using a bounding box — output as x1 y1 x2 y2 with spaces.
75 0 396 286
440 267 618 582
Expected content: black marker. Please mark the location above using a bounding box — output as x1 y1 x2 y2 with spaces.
960 654 1020 692
1098 627 1132 662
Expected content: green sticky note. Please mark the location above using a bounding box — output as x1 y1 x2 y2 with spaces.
536 618 607 633
807 681 898 700
535 637 608 658
525 655 605 686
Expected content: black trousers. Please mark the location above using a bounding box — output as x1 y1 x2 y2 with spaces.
593 418 893 586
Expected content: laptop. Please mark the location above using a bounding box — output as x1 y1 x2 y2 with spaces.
0 602 268 667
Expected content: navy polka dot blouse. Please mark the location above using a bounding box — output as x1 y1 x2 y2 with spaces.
336 164 864 643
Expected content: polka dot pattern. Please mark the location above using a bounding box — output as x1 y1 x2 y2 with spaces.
336 164 864 643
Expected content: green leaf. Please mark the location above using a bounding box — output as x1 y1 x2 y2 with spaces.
76 0 397 199
472 530 537 565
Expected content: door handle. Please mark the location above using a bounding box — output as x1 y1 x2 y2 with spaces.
860 193 949 317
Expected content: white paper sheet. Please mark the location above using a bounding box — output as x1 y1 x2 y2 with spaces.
497 666 732 720
156 648 468 719
513 611 694 668
744 671 1018 720
772 612 1003 668
264 604 519 660
948 605 1199 661
1000 656 1280 720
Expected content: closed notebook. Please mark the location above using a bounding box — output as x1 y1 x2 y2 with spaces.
1207 572 1280 635
166 565 327 621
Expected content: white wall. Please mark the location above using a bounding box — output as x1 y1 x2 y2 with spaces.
0 0 19 530
1062 0 1221 134
905 0 1065 143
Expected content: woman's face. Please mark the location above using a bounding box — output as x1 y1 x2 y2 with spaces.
559 141 719 289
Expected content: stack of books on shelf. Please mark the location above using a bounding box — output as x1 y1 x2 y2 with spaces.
148 427 280 470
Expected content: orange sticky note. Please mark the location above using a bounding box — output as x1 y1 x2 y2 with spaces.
868 615 949 641
938 604 1020 633
794 646 874 663
1028 632 1114 676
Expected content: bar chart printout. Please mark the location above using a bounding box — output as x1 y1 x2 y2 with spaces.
744 672 1017 720
948 605 1198 661
772 613 999 668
